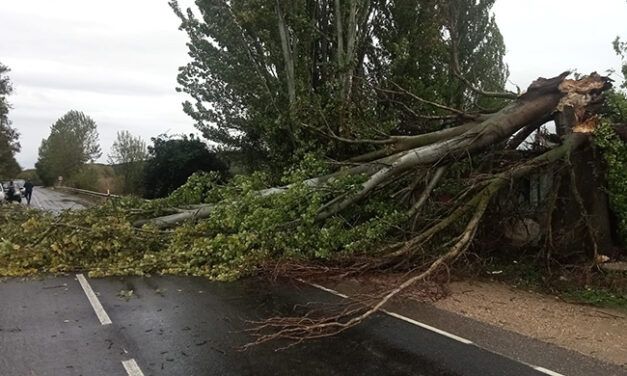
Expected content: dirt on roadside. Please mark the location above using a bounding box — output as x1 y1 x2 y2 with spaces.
434 280 627 367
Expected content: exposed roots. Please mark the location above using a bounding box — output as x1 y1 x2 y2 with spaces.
243 182 496 349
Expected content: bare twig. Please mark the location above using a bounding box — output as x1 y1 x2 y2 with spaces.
387 82 475 118
448 29 518 100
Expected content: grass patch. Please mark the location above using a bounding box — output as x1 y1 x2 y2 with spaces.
561 288 627 310
469 253 627 311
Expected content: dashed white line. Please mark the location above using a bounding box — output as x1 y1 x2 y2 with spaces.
122 359 145 376
76 275 146 376
76 273 112 325
303 280 566 376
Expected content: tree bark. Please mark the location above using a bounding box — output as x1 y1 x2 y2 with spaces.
276 1 296 105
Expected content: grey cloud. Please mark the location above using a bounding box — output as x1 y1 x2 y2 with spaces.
3 0 626 170
12 66 176 97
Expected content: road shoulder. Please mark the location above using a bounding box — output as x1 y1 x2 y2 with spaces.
320 278 626 376
434 280 626 366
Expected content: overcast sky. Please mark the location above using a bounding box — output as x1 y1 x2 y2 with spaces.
1 0 626 169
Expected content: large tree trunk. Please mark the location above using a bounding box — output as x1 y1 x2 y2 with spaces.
551 138 615 258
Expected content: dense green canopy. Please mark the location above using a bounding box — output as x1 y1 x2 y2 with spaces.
171 0 508 171
35 111 102 186
0 63 21 178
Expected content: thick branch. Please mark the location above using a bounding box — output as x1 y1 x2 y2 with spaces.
408 166 447 219
317 81 567 220
349 120 484 163
506 114 554 149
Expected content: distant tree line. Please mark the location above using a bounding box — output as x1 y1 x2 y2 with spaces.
0 62 21 179
33 111 228 197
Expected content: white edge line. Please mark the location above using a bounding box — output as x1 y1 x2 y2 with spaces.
122 359 145 376
299 280 349 298
76 273 112 325
302 280 566 376
382 309 473 344
533 366 566 376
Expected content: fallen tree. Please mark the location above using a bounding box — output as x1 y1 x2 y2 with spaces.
2 0 626 348
137 72 620 343
0 72 624 347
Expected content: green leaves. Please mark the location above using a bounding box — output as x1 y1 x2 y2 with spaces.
595 122 627 242
143 135 228 199
0 159 407 281
35 111 101 186
172 0 509 174
0 62 21 179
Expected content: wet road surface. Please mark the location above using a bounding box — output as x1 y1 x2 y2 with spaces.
2 187 623 375
28 187 86 212
0 275 588 376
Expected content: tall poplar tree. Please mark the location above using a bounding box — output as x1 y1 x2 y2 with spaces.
0 63 21 178
170 0 508 172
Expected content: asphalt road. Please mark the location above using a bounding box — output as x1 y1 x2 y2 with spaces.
0 275 558 376
2 189 623 375
27 187 86 212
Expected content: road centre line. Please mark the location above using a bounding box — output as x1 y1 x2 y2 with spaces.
303 280 565 376
76 274 147 375
122 359 145 376
76 273 112 325
72 273 564 376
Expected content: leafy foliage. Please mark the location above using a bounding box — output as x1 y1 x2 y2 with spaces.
35 111 102 186
108 131 148 194
613 36 627 89
166 171 225 206
0 205 163 278
443 0 509 109
143 134 228 198
595 122 627 242
0 165 405 281
603 90 627 123
171 0 508 172
0 62 21 178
